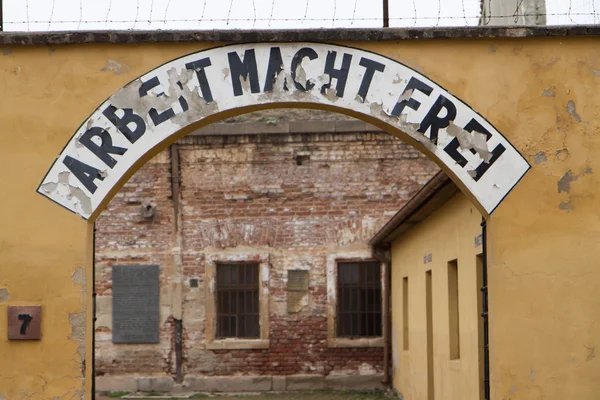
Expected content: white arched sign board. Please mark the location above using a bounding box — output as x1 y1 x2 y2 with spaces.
37 42 529 219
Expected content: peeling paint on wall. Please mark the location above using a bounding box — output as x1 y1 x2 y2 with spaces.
0 288 9 303
558 168 592 194
557 168 592 211
447 121 492 163
37 43 529 219
102 59 131 75
40 171 93 217
72 267 86 288
559 200 573 212
69 311 86 362
542 88 555 97
558 170 576 193
567 100 582 123
533 152 547 164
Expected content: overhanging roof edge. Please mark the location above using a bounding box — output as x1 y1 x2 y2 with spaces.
0 25 598 46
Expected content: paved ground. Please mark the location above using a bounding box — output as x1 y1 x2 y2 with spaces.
97 391 394 400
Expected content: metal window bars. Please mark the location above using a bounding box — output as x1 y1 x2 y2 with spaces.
215 262 260 339
337 261 382 338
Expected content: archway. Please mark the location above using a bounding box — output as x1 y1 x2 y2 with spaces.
92 107 442 395
36 42 528 221
23 39 533 399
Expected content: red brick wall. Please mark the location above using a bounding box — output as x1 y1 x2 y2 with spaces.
196 317 383 376
95 124 438 378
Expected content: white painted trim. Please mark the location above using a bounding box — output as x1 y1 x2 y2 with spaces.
326 250 384 348
204 252 270 349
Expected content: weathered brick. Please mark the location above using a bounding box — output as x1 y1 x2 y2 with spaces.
95 115 437 382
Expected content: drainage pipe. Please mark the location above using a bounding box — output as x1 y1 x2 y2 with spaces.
170 144 184 384
481 217 490 400
381 260 391 384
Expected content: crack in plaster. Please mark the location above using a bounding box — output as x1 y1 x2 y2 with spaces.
69 269 87 379
567 100 582 123
556 148 569 161
586 345 596 362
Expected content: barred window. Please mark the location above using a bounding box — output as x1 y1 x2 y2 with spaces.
337 261 382 337
216 263 260 338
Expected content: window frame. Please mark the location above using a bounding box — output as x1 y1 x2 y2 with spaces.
326 252 385 348
336 260 383 338
214 261 261 339
204 253 270 350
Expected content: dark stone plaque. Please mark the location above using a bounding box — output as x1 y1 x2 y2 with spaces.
112 265 160 344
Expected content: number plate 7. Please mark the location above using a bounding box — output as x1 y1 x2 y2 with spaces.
8 306 41 340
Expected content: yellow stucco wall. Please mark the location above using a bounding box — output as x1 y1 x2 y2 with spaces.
390 192 483 400
1 36 600 398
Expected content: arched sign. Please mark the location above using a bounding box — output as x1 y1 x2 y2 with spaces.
37 42 529 219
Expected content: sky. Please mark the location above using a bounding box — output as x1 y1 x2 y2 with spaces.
2 0 599 32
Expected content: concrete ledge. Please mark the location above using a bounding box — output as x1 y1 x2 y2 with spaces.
285 374 325 391
96 376 138 392
324 374 386 391
96 376 174 393
180 376 208 392
148 377 175 392
272 376 286 391
2 26 600 46
98 373 386 393
182 375 272 392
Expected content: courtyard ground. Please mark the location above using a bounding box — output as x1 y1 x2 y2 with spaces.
96 390 395 400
